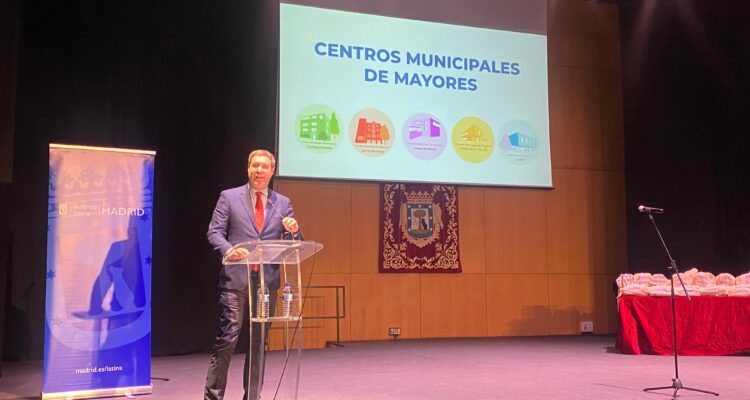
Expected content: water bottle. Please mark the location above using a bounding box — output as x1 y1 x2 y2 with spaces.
256 285 270 319
282 282 293 318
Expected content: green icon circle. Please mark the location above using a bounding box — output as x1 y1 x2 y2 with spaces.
294 104 343 154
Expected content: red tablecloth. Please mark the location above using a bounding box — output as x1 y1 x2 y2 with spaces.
616 295 750 355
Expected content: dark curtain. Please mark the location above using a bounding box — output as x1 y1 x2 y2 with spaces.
5 0 279 359
622 0 750 275
0 0 20 368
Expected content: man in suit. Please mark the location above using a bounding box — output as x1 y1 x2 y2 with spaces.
204 149 300 400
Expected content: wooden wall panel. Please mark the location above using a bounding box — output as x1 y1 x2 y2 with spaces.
485 189 548 274
546 170 625 276
600 70 626 172
548 66 602 169
549 0 620 70
596 171 628 275
546 169 595 274
486 274 550 336
547 274 595 335
350 183 380 274
549 0 612 37
548 31 599 69
420 274 487 338
350 273 421 340
275 179 351 274
457 187 486 274
588 172 609 276
595 5 622 72
302 274 351 347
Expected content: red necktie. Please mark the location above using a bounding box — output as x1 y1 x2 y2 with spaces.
254 191 264 231
253 192 264 272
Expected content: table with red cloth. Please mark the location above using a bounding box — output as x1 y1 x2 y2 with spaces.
616 295 750 356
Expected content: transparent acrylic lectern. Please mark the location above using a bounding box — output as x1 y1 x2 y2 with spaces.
222 239 323 400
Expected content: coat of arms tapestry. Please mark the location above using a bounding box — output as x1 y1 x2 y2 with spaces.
379 183 461 273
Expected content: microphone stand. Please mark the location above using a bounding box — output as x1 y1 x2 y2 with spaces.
641 212 718 399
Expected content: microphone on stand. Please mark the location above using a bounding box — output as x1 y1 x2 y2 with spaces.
638 205 664 214
265 195 299 240
265 197 287 220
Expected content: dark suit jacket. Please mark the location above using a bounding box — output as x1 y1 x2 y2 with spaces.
207 184 298 291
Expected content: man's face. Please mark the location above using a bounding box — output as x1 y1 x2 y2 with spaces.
247 155 274 191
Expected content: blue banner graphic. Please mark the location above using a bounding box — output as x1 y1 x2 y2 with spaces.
44 144 155 399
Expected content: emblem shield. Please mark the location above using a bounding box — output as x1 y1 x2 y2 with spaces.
407 203 434 239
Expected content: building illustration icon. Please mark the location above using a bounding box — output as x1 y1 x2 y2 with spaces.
408 117 441 140
299 112 340 141
508 131 538 150
459 124 484 141
355 118 390 144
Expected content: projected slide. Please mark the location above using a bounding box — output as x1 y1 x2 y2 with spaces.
278 3 551 187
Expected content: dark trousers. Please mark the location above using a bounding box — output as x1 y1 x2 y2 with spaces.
205 283 277 400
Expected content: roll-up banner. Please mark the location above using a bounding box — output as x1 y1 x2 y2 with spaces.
44 144 155 399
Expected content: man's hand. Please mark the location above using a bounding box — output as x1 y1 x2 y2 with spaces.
281 217 299 233
226 247 250 261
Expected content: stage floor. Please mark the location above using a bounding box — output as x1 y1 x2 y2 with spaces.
1 335 746 399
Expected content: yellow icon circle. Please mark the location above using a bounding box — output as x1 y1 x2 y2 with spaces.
451 117 494 163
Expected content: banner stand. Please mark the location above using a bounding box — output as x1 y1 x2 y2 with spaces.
44 144 155 399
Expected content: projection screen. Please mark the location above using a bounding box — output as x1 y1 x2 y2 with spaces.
277 0 551 187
